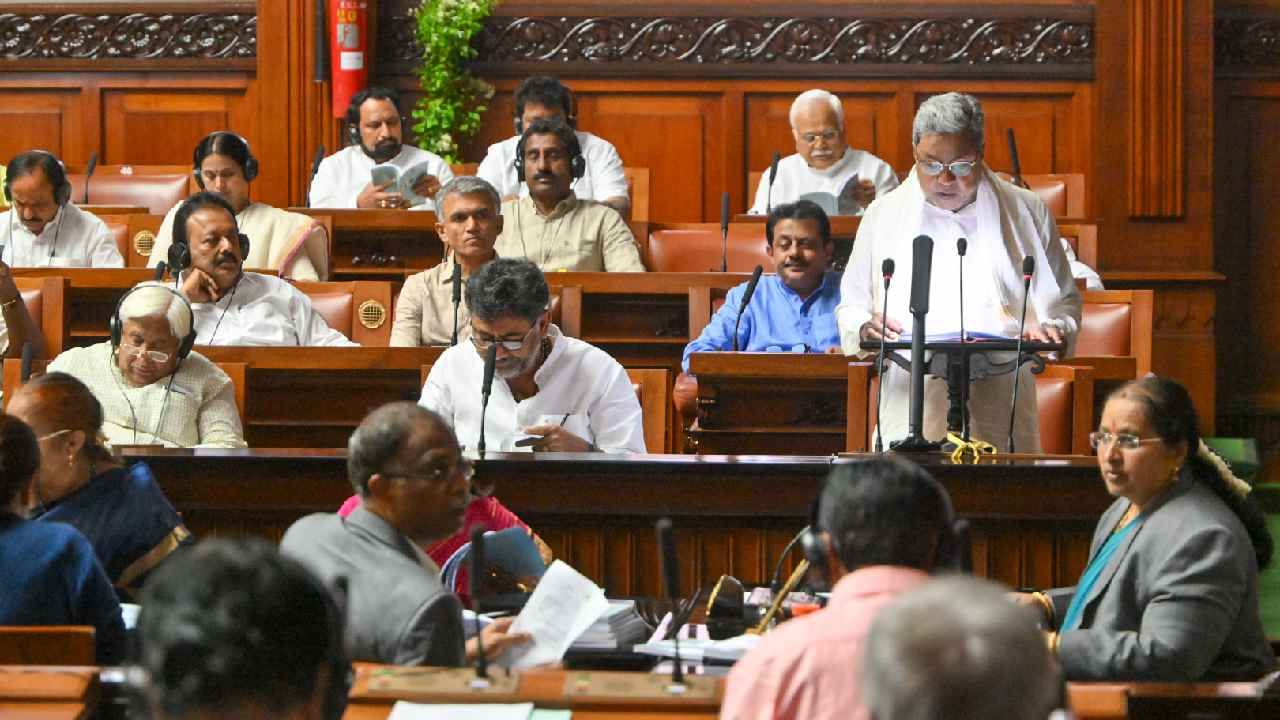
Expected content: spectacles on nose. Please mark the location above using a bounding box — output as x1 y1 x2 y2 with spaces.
389 458 475 484
470 323 538 353
1088 431 1163 451
37 429 73 443
917 159 977 178
799 130 840 145
119 342 172 364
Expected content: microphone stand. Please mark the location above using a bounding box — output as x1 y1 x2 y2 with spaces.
469 526 490 686
1007 259 1034 454
478 344 497 459
450 261 462 346
957 238 969 442
874 266 892 453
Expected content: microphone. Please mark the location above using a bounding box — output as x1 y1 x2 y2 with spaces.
469 525 489 681
1007 255 1035 453
307 145 325 207
956 238 969 441
766 151 781 213
82 153 98 204
478 343 497 459
1007 128 1025 189
874 258 894 453
956 238 967 343
655 517 685 686
20 341 33 383
719 191 730 272
732 265 763 352
892 236 936 452
450 261 463 346
152 260 168 283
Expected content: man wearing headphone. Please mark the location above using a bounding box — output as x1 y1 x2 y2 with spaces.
477 76 631 218
169 192 356 346
309 86 454 210
720 456 959 720
495 118 644 272
149 132 329 280
0 150 123 268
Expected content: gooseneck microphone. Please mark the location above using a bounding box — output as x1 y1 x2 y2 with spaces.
766 151 781 213
82 153 98 204
1007 255 1035 454
956 238 969 440
956 238 967 342
450 261 463 346
874 258 895 453
719 191 730 272
892 235 935 452
19 341 33 383
469 525 490 681
152 260 168 283
732 265 764 352
1007 128 1025 189
656 517 685 686
478 343 497 459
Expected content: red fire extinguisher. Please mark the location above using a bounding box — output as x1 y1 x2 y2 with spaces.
329 0 369 118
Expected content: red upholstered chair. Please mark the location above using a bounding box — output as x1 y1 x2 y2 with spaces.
1058 222 1098 268
995 172 1086 218
66 165 196 215
291 280 393 346
1035 364 1095 455
625 367 669 453
103 218 130 261
15 275 67 357
646 223 773 273
1067 290 1154 382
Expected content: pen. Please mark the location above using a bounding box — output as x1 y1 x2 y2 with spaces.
559 413 570 426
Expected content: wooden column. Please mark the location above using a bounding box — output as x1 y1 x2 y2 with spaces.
1128 0 1185 219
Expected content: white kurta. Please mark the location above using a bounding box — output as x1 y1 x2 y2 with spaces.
477 131 629 204
151 202 328 280
748 148 900 215
1063 238 1104 290
836 167 1082 451
420 324 646 455
48 341 246 449
308 145 454 211
188 271 358 347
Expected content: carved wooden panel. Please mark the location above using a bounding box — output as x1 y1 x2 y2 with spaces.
1128 0 1185 218
1216 14 1280 75
102 90 244 165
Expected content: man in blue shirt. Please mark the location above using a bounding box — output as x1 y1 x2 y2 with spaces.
682 199 841 371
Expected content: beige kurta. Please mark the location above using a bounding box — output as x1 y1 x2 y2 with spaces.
390 255 472 347
496 194 645 272
151 202 328 280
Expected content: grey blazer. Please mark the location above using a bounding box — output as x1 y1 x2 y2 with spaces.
1047 477 1275 680
280 506 466 667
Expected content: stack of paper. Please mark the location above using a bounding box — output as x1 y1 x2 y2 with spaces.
570 600 650 651
496 560 609 670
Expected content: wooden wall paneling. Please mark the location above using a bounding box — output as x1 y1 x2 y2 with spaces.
1128 0 1185 218
0 88 80 164
100 82 252 166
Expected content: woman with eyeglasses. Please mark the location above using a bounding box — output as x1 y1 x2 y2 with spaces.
1015 376 1275 680
45 281 245 448
7 372 193 600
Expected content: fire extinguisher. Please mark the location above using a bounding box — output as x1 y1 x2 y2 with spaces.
329 0 369 119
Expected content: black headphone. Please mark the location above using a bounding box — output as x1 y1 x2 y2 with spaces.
109 283 197 361
168 230 250 274
345 87 402 148
192 131 259 188
513 122 585 183
801 464 968 590
3 149 72 207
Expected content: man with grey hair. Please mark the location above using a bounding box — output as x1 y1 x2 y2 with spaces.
392 176 503 346
862 575 1065 720
836 91 1081 451
749 89 898 215
420 257 645 454
280 402 529 665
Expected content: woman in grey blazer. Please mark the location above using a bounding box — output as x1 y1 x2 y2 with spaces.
1020 376 1275 681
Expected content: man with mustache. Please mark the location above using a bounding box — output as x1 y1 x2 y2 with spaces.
309 86 454 210
420 257 645 454
173 192 357 346
749 89 898 216
681 200 841 371
494 118 645 272
0 150 124 268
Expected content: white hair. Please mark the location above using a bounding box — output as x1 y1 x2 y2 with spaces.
912 92 985 153
118 281 193 341
789 89 844 129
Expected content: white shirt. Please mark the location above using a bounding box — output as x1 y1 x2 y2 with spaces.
420 325 646 454
189 271 358 347
308 145 454 211
749 148 899 215
0 203 124 268
477 131 629 204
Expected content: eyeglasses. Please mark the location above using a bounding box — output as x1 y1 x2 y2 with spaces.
1088 431 1164 451
917 159 978 178
119 342 172 364
389 457 475 484
798 129 840 145
470 323 538 353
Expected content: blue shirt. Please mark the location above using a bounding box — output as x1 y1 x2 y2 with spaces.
0 513 126 664
682 272 842 372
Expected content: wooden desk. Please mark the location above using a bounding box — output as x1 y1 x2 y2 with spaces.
289 208 443 282
11 268 154 347
0 666 99 720
128 449 1106 594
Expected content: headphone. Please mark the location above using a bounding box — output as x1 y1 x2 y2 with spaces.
345 87 402 148
3 149 72 207
192 131 259 188
109 283 197 361
513 122 585 183
513 82 578 135
801 464 968 590
168 195 251 273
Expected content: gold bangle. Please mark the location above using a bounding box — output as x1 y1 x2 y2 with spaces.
1031 591 1055 624
0 297 19 310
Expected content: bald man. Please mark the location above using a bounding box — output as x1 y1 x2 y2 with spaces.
750 89 899 216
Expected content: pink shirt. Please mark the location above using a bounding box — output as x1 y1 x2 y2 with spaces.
720 566 930 720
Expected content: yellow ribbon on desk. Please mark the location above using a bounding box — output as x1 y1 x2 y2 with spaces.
946 432 997 464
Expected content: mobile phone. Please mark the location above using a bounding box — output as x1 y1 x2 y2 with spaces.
513 434 544 447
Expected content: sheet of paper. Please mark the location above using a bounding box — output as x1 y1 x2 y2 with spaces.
497 559 609 670
388 702 533 720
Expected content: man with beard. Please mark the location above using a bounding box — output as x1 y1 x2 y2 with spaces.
420 257 645 454
172 192 356 346
309 87 454 210
681 200 840 371
494 118 644 272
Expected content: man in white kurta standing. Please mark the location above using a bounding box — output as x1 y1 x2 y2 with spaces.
749 89 899 216
836 92 1081 452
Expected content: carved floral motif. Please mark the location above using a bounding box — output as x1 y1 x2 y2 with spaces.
1216 18 1280 68
0 12 256 60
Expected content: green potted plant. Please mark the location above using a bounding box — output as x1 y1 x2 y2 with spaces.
410 0 498 163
